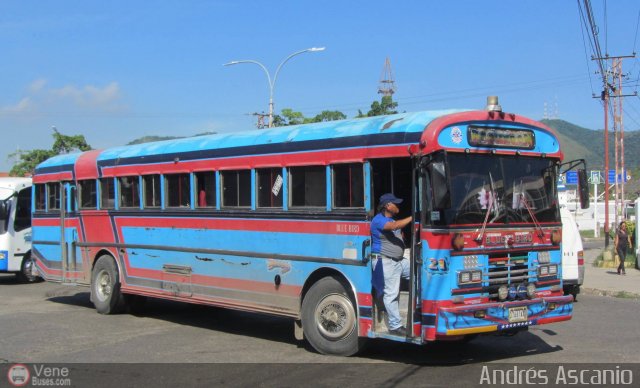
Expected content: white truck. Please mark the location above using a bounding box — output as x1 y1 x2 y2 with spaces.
0 177 39 282
560 206 584 300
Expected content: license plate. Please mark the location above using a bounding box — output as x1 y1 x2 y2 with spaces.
508 306 528 323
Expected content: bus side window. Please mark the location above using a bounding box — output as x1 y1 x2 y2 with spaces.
14 187 31 232
165 173 191 208
79 180 97 209
100 178 116 210
195 171 216 208
34 184 46 211
256 168 283 209
46 183 60 211
119 176 141 209
332 163 364 208
289 166 326 208
142 175 161 208
221 170 251 208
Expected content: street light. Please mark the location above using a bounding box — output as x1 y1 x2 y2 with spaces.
224 47 325 128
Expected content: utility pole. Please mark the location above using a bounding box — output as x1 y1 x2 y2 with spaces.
247 112 269 129
592 53 636 246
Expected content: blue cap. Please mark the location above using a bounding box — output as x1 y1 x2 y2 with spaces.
379 193 403 206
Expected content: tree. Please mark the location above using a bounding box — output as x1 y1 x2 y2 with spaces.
272 108 305 127
272 108 346 127
9 129 91 177
364 95 398 117
306 110 347 123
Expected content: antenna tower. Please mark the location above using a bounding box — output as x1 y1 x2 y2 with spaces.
247 112 268 129
378 57 397 96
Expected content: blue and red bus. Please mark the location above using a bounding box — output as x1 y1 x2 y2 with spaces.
32 97 588 356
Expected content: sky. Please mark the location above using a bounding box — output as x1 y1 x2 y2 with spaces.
2 0 640 172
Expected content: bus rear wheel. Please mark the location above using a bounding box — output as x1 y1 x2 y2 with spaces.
91 255 126 314
301 277 360 356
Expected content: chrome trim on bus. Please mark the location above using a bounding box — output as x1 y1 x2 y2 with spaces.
32 240 60 246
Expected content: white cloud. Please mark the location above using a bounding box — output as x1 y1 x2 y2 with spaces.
0 97 32 114
0 80 127 116
50 82 122 109
28 79 48 93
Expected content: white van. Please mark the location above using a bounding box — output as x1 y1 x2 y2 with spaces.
0 177 39 282
560 206 584 299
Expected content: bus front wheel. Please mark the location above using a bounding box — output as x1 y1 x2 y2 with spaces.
91 255 126 314
17 253 40 283
301 277 360 356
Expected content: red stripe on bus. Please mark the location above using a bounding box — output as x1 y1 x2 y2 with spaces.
75 150 103 180
99 145 410 177
33 172 74 183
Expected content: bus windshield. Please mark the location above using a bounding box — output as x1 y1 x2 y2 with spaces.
430 153 559 225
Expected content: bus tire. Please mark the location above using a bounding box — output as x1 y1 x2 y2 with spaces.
301 277 360 356
91 255 126 314
17 253 40 283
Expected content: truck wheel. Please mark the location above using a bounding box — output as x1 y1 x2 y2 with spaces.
17 254 40 283
301 277 361 356
91 255 126 314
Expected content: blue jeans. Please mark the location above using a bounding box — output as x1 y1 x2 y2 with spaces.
372 255 410 330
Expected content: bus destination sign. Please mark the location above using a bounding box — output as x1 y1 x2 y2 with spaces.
468 126 535 149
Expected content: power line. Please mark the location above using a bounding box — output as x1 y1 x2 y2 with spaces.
633 8 640 53
578 2 597 96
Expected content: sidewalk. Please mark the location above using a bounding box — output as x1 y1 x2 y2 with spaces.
581 239 640 298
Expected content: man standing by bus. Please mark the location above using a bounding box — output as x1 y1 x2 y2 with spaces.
370 193 413 336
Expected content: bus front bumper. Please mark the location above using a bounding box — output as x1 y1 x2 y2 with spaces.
436 295 573 336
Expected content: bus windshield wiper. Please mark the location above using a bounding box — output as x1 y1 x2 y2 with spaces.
519 191 544 238
475 172 498 243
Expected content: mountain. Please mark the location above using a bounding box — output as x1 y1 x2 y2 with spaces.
543 119 640 198
126 131 217 145
127 135 182 145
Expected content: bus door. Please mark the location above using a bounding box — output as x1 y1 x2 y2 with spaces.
369 157 422 339
407 155 422 340
60 182 79 284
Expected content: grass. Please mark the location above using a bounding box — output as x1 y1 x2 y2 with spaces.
592 250 637 268
614 291 640 299
579 229 605 239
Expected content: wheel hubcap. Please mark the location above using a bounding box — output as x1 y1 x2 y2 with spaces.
96 270 112 302
315 294 356 340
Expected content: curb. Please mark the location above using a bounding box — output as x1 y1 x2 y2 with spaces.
581 287 640 300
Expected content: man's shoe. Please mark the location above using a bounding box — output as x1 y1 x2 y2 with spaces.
389 326 407 336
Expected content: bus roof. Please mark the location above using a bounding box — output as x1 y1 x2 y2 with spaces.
36 109 469 171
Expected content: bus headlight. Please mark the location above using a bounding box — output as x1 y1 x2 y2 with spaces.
538 264 558 277
498 285 509 300
516 284 528 299
0 251 7 260
527 283 537 298
538 251 551 264
458 270 482 285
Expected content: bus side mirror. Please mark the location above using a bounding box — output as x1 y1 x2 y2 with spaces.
578 169 589 209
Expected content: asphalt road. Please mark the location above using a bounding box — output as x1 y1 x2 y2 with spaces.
1 273 639 386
